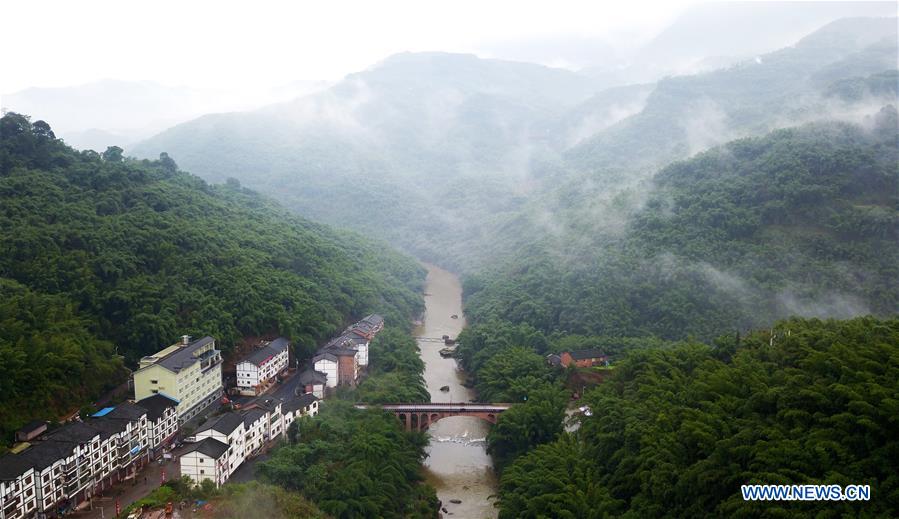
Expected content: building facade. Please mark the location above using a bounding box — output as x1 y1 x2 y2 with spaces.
235 338 290 391
0 396 177 519
312 353 338 389
134 336 223 422
298 369 327 398
560 349 609 368
179 439 230 488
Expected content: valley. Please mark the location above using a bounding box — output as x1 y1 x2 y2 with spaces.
1 4 898 518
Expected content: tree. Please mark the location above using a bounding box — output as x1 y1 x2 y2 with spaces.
102 145 124 162
158 152 178 172
487 383 567 470
31 120 55 139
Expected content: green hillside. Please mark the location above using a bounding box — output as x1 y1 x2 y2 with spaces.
465 113 899 340
496 316 899 517
566 17 898 175
0 112 425 440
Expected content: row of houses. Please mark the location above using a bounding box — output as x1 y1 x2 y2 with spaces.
1 315 384 517
0 395 179 519
179 394 319 487
304 314 384 396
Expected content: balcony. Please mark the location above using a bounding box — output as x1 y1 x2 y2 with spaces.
199 349 223 372
2 494 19 508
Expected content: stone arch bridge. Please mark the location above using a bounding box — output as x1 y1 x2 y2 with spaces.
355 402 512 431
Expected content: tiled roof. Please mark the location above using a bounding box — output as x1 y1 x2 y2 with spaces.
155 336 216 372
283 393 319 413
183 437 229 459
104 402 148 421
0 452 35 480
362 314 384 327
241 338 290 367
241 408 267 426
197 412 244 435
298 369 327 385
313 352 338 363
136 394 179 422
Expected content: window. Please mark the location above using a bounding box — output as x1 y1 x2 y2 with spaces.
199 458 204 463
200 470 205 475
151 380 158 384
151 390 159 394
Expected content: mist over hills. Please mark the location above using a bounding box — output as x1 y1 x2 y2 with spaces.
0 112 424 437
4 4 899 516
133 16 897 277
0 79 329 151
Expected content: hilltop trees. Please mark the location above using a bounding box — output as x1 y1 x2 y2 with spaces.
258 401 438 518
495 317 899 517
0 113 425 440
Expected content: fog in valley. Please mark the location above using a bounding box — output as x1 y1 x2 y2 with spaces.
2 1 898 518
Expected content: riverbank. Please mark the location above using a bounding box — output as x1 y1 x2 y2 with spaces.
414 263 498 519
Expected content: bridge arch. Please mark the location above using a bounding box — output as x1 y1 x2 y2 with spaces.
355 403 512 432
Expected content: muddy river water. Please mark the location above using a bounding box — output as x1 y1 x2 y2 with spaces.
413 263 498 518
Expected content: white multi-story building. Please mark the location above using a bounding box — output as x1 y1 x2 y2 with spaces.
282 394 320 426
192 414 246 480
134 335 223 422
0 455 37 519
178 438 230 488
180 393 321 489
0 396 177 519
241 408 269 458
339 333 370 367
136 394 179 455
236 338 289 391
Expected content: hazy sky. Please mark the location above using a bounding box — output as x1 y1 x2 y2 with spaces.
1 0 696 93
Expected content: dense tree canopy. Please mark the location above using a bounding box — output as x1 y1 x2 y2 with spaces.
352 326 429 403
0 112 425 440
466 116 899 341
258 401 437 518
0 279 126 439
495 317 899 517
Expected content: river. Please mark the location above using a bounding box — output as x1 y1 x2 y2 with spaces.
413 263 498 518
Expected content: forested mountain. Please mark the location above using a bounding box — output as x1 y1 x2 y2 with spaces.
0 112 424 440
566 17 899 175
496 316 899 518
466 114 899 340
130 52 607 264
131 18 897 278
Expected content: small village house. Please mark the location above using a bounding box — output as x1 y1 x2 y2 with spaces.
179 438 231 488
298 369 327 398
559 349 609 368
312 353 339 389
235 338 290 395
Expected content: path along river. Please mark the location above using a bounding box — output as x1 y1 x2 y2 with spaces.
414 263 498 518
